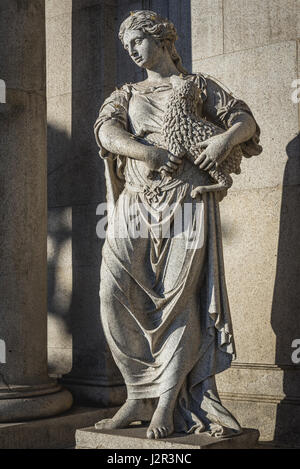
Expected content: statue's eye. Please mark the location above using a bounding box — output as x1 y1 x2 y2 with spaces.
135 39 143 45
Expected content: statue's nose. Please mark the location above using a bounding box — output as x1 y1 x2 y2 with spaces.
130 48 139 58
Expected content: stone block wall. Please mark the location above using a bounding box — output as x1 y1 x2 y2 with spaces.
190 0 300 445
46 0 300 444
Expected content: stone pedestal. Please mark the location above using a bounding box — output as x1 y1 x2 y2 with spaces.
0 0 72 422
76 426 260 450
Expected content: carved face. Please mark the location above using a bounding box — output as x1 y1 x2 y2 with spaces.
123 29 163 70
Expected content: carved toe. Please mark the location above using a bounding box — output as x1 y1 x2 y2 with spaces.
95 418 112 430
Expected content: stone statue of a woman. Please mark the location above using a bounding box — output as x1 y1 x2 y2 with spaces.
94 10 261 440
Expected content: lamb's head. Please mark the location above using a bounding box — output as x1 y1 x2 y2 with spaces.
172 80 200 117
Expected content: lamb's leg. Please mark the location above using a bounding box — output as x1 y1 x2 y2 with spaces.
191 171 232 198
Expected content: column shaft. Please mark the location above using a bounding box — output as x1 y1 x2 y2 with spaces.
0 0 72 422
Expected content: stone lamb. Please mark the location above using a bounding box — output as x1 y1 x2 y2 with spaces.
162 78 243 197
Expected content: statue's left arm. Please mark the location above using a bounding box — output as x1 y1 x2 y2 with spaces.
194 75 262 171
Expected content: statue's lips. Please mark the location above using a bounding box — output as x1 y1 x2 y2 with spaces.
134 56 143 63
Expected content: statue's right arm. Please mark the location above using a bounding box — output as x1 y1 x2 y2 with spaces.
98 120 181 173
98 120 150 162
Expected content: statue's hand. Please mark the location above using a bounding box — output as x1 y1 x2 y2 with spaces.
145 146 182 174
194 133 234 171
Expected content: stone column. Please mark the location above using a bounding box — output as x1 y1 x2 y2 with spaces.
0 0 72 422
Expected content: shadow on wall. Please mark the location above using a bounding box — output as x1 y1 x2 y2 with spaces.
47 123 124 400
47 0 126 407
271 133 300 446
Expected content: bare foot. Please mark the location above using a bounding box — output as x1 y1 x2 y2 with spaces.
95 399 155 430
146 405 174 440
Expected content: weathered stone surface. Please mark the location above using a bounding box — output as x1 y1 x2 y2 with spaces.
221 185 300 365
48 343 73 376
46 0 110 19
62 380 126 408
76 426 260 449
221 397 300 447
217 181 300 444
0 0 45 92
0 91 47 276
47 257 125 387
45 0 72 18
59 262 126 388
72 3 116 96
217 364 300 400
168 0 193 71
0 388 73 424
46 13 72 98
191 0 223 60
47 201 125 393
194 41 299 191
217 364 300 445
47 93 72 137
0 406 119 449
46 1 116 98
0 0 72 423
47 89 106 208
298 39 300 122
224 0 300 53
220 187 279 364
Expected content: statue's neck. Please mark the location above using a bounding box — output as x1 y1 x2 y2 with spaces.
145 51 180 84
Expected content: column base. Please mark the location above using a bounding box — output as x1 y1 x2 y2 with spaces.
61 377 126 407
0 406 120 449
0 385 73 423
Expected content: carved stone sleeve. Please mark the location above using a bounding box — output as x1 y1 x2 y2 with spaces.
201 75 262 157
94 85 131 159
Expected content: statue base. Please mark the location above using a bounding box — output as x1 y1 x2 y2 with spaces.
75 425 260 450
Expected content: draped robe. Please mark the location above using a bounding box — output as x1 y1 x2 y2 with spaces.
94 74 261 433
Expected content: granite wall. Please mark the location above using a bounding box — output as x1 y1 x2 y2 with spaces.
192 0 300 446
46 0 300 444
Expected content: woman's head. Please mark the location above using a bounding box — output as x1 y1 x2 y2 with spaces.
119 10 187 74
